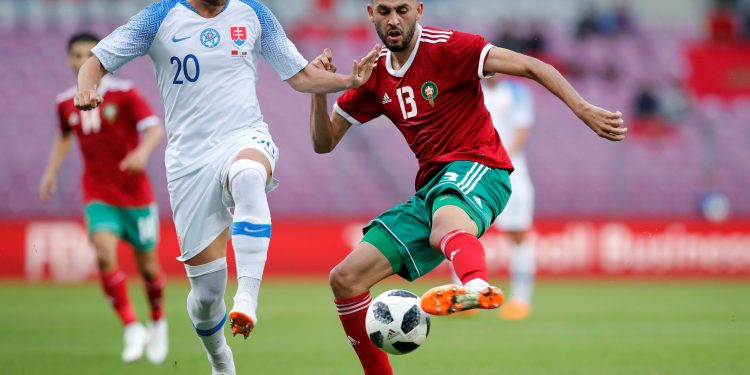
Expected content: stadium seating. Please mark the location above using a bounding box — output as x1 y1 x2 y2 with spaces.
1 22 748 219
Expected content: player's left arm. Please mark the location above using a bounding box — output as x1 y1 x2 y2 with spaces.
120 89 164 173
120 125 164 173
483 48 627 141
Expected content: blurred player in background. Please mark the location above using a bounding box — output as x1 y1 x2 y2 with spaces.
40 32 168 364
485 75 537 320
74 1 378 373
450 75 537 320
310 0 626 373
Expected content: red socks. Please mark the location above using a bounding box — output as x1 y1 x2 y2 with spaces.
440 230 488 284
145 274 165 321
335 292 392 375
99 269 137 325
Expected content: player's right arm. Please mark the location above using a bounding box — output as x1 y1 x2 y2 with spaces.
308 49 353 153
75 56 106 111
40 132 73 202
76 3 166 110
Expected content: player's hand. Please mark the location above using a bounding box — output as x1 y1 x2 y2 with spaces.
348 44 380 88
312 48 337 73
74 88 103 111
39 173 57 203
577 103 627 141
119 149 148 173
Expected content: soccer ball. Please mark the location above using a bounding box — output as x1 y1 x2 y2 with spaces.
365 289 430 355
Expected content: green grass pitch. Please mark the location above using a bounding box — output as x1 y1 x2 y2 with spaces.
1 278 748 374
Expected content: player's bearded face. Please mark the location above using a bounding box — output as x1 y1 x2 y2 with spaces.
370 1 422 52
376 20 417 52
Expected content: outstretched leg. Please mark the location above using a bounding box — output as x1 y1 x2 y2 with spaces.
421 197 504 315
329 242 395 375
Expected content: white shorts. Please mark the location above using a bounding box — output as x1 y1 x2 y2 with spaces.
168 127 279 262
496 167 534 232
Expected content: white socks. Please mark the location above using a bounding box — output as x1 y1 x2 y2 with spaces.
185 258 229 359
228 159 271 320
229 160 271 280
232 276 261 323
509 241 535 304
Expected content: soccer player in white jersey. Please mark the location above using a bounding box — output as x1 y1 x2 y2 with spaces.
75 1 378 373
483 74 536 320
449 74 537 320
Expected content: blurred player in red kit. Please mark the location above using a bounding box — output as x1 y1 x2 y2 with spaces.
40 32 168 364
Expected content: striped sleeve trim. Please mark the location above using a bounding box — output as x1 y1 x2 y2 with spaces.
136 115 161 131
478 44 495 79
333 102 361 126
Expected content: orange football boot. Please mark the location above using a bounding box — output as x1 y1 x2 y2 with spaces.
500 300 531 320
420 284 504 316
229 311 255 339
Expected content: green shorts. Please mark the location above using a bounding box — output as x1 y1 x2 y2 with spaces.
84 201 159 251
362 161 511 281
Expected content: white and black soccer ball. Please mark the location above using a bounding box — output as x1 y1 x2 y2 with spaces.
365 289 430 355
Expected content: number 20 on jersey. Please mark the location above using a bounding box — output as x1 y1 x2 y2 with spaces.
170 55 200 84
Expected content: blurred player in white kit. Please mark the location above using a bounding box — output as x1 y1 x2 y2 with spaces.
451 74 536 320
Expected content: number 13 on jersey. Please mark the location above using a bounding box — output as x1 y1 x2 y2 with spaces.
396 86 418 120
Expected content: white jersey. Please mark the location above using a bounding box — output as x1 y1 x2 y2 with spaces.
483 79 534 173
484 78 535 231
92 0 308 181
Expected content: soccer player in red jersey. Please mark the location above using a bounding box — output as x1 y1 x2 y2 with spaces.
309 1 626 373
40 32 168 364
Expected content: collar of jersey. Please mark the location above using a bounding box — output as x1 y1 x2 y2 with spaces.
178 0 231 18
386 24 422 78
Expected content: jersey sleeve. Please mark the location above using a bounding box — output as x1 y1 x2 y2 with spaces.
126 88 161 131
91 1 176 73
512 83 534 129
243 0 308 80
57 103 71 134
446 31 494 81
334 86 382 126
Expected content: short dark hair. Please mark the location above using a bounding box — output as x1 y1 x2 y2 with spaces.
67 32 100 52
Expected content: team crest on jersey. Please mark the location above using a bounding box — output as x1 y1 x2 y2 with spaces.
200 28 221 48
421 81 439 106
103 103 118 123
230 27 247 47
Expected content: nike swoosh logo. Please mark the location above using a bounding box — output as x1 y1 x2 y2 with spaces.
172 35 191 43
243 227 265 233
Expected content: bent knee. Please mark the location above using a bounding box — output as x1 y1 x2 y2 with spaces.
329 265 363 297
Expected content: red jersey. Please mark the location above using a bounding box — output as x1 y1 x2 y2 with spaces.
56 77 158 206
335 26 513 190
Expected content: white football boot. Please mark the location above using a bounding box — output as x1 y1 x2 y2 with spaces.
146 319 168 364
122 322 148 363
